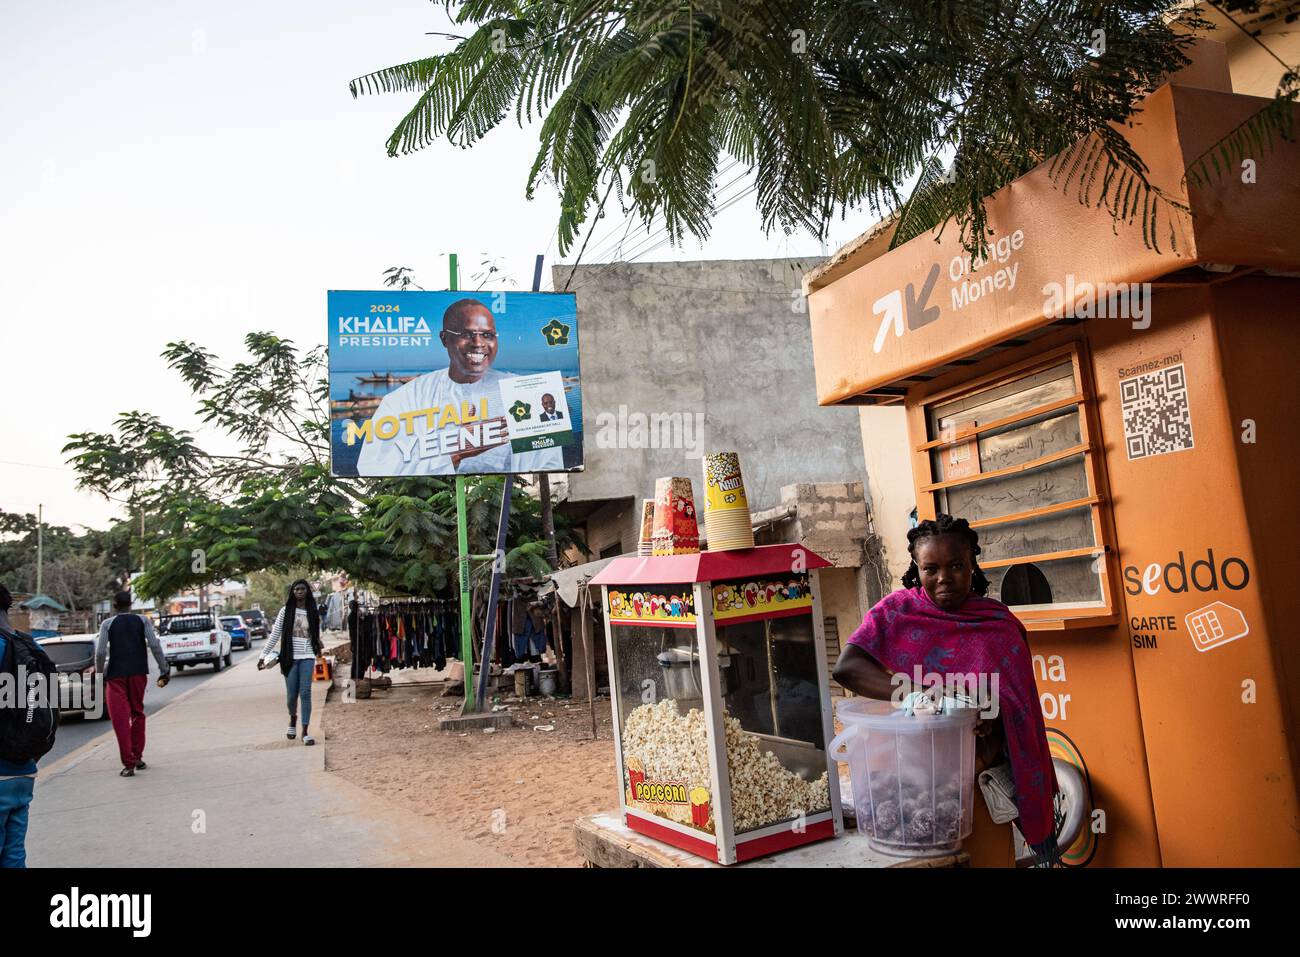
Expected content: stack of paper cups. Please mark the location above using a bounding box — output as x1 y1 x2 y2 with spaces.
637 499 655 556
651 477 700 555
702 452 755 551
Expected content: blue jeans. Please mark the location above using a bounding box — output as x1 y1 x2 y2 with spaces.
285 658 315 731
0 776 35 869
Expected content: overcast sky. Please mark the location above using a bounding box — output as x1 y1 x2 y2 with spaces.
2 1 871 533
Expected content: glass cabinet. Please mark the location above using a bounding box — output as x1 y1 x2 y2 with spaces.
594 545 843 863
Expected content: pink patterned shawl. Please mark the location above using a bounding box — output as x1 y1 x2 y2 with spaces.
847 586 1058 846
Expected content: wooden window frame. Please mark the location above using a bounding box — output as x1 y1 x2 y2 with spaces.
907 342 1117 627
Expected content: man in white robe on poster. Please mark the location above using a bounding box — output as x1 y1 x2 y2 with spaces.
356 299 565 476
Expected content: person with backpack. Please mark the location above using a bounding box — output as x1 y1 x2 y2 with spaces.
94 590 170 778
0 582 59 868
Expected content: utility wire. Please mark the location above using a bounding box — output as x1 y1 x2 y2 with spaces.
558 161 747 291
585 161 745 265
566 169 755 293
576 159 741 267
0 459 78 473
567 172 760 293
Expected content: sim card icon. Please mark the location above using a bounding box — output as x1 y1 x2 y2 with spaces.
1185 601 1250 653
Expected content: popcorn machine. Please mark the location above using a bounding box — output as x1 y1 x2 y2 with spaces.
590 544 844 863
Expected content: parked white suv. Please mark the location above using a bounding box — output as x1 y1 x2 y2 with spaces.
157 612 232 672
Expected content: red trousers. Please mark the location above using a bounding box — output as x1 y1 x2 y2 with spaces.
106 675 149 769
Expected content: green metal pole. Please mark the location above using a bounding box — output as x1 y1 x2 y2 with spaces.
457 474 473 711
449 253 478 712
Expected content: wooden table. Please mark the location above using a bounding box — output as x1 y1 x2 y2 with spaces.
574 812 969 868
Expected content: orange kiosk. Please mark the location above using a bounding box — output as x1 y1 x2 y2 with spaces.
805 63 1300 866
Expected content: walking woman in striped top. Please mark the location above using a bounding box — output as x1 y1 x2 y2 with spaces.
257 580 323 745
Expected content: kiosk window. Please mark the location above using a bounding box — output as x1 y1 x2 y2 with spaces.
917 348 1114 620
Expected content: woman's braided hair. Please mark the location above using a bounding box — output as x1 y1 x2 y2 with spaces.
901 513 991 596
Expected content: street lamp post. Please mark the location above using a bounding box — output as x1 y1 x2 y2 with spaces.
36 503 44 596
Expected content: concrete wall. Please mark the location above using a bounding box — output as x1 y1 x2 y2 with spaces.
751 480 888 697
1195 9 1300 99
858 405 915 587
818 566 859 697
556 258 867 523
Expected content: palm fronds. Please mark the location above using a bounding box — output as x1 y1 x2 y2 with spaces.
1185 67 1299 190
348 1 1282 256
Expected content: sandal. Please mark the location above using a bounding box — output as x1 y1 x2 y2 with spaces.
303 734 316 746
119 767 135 777
287 723 297 740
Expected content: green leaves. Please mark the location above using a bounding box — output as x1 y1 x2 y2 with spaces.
0 509 127 610
352 1 1226 255
1185 66 1299 191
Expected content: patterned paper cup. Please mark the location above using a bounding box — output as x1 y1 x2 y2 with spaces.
702 452 754 551
627 755 646 802
638 498 655 556
689 786 712 828
651 477 700 555
703 452 750 513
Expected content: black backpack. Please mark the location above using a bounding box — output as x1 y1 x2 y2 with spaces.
0 627 60 764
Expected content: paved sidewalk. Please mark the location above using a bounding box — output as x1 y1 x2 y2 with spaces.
27 651 514 867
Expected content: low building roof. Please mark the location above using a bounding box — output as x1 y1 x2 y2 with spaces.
20 594 68 612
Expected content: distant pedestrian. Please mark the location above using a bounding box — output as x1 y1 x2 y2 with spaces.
95 590 170 778
257 580 323 745
0 581 60 868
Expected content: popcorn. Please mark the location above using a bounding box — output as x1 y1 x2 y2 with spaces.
621 698 829 832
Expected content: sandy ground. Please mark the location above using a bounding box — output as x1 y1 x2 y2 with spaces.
322 680 620 867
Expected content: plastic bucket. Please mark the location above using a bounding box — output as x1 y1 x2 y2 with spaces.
829 697 978 857
538 668 558 696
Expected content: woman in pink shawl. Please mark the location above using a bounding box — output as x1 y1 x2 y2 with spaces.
832 514 1060 866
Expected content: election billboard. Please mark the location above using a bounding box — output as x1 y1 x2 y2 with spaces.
328 290 582 477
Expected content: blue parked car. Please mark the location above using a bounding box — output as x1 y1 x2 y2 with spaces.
218 614 253 650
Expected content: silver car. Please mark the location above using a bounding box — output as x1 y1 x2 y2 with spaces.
36 633 107 720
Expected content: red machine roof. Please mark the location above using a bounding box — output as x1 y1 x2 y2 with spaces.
588 543 831 586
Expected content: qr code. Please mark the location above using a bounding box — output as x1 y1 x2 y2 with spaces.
1121 363 1194 460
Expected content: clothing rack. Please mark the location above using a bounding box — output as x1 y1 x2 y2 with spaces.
346 590 556 686
347 598 461 681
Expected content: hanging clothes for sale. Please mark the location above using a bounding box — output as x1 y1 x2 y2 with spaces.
325 592 345 631
347 597 458 679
